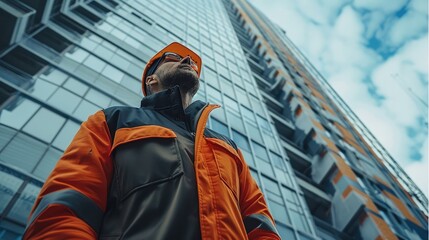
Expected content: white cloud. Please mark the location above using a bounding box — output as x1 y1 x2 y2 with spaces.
409 0 428 15
371 35 428 126
293 0 350 25
385 9 428 48
353 0 408 14
333 6 365 43
361 11 386 39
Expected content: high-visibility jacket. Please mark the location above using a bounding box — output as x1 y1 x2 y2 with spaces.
24 86 280 240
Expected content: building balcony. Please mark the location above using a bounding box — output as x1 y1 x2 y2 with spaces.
331 186 366 231
311 151 338 185
0 0 35 50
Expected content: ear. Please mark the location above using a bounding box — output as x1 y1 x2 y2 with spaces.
146 75 160 93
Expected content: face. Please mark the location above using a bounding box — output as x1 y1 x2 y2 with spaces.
146 56 199 97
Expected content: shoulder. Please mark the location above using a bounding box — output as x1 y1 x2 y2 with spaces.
102 106 140 118
204 128 238 151
102 106 155 140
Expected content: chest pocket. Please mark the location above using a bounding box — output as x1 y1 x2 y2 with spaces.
111 125 183 201
207 138 243 201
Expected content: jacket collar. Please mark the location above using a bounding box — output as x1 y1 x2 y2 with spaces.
140 86 208 131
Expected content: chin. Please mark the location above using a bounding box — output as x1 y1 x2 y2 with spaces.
162 69 199 95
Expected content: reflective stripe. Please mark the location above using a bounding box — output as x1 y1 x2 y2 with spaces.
244 213 279 235
26 189 103 234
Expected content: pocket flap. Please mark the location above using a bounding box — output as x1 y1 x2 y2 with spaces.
111 125 176 155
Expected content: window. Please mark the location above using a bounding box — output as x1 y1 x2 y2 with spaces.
235 87 250 107
249 95 264 115
52 120 80 150
121 75 141 94
228 111 245 133
64 77 89 96
126 63 142 78
30 78 58 101
228 60 239 74
111 28 127 40
65 48 89 62
210 105 226 122
262 176 280 194
271 152 286 170
0 125 16 151
217 64 230 79
7 183 41 224
84 55 106 72
245 121 262 143
41 68 68 85
276 223 296 240
241 105 255 123
23 108 66 143
73 100 100 121
94 44 115 60
210 118 229 137
214 51 227 66
202 55 215 69
204 67 219 89
223 95 239 113
0 133 47 172
257 115 270 131
282 187 310 233
232 130 254 167
109 52 131 70
47 88 81 114
252 142 269 162
202 43 213 57
262 131 278 151
250 169 260 186
0 97 40 130
231 72 243 86
220 76 235 97
268 199 289 224
33 148 63 180
80 37 98 51
0 170 23 213
289 209 309 232
85 89 111 108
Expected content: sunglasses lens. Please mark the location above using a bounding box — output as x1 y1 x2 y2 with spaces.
149 52 199 75
190 62 198 72
164 53 182 62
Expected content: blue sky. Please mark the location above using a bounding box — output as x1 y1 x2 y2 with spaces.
248 0 428 197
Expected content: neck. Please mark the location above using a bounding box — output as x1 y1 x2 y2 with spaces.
181 90 193 110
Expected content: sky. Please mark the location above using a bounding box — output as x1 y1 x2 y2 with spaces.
247 0 428 199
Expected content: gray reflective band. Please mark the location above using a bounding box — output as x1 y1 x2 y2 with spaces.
25 189 103 234
244 213 279 236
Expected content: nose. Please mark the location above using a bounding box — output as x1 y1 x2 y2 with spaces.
180 56 191 65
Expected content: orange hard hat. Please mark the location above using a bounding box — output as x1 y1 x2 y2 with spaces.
141 42 202 96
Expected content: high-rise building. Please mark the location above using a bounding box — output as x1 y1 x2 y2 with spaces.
0 0 426 239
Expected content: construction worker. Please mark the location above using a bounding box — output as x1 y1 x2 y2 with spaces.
24 42 280 240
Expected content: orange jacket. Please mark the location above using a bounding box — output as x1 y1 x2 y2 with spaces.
24 87 280 239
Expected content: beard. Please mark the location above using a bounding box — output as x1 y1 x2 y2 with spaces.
158 66 200 96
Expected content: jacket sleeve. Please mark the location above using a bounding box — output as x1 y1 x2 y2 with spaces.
237 149 281 240
23 110 113 239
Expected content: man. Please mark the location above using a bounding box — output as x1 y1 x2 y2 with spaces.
24 42 280 239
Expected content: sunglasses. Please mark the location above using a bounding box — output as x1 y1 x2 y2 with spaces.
147 52 199 76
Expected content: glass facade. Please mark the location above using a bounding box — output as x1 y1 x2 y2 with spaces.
0 0 426 239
